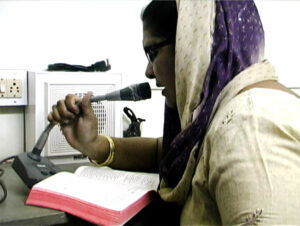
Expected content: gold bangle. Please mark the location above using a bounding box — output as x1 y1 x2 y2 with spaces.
89 134 115 167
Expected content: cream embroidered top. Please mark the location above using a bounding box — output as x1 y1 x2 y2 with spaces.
181 88 300 225
159 61 300 225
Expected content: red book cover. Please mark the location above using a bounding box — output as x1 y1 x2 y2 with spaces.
25 166 159 225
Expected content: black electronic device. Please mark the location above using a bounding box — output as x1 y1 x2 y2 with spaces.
12 83 151 188
123 107 145 137
12 153 60 188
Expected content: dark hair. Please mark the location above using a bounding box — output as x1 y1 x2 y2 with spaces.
141 0 177 43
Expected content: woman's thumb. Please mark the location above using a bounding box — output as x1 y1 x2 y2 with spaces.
81 92 94 116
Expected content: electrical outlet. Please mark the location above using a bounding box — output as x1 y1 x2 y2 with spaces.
6 78 22 98
0 70 27 106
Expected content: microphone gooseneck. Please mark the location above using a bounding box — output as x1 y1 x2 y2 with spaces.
28 124 55 161
30 82 152 158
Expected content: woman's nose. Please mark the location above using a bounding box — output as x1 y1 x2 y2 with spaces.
145 62 155 79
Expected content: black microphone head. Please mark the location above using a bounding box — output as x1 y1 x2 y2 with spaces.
120 82 151 101
136 82 151 100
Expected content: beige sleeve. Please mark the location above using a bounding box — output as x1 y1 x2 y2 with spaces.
208 89 300 225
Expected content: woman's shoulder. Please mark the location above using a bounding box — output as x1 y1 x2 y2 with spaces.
207 87 300 140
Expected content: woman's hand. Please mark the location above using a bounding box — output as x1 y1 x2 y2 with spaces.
47 92 99 156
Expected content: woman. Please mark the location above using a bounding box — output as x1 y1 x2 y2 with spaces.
48 0 300 224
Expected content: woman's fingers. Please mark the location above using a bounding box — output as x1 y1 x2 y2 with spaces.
47 112 58 125
47 94 82 124
47 92 94 125
56 99 76 123
51 104 62 123
65 94 81 115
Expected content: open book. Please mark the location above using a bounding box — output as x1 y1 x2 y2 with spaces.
26 166 159 225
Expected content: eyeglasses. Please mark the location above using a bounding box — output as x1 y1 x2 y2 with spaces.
144 40 172 64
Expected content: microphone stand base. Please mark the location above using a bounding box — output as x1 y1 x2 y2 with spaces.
12 153 61 188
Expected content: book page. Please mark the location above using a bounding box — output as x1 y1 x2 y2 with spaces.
75 166 159 189
33 167 159 211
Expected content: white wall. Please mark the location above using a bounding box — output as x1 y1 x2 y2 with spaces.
0 0 153 160
255 0 300 87
0 0 300 160
0 107 24 158
0 0 150 85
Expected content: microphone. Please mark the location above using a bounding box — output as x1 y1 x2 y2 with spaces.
12 82 152 188
90 82 151 102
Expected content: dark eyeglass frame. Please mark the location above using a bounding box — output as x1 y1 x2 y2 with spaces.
144 40 172 64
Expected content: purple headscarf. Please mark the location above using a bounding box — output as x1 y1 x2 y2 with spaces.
160 0 265 187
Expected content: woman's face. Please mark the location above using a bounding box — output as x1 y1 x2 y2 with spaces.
143 28 177 109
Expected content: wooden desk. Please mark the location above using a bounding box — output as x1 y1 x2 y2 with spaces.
0 162 181 226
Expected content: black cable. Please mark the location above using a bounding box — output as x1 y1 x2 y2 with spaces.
0 155 16 165
0 155 17 204
47 59 111 72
